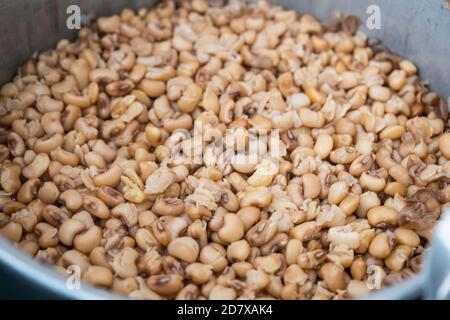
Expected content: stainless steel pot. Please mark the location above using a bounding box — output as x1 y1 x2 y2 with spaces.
1 0 449 299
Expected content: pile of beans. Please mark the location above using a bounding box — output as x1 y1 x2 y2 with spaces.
1 0 450 300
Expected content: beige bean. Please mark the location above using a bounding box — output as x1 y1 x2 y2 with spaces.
38 181 59 204
320 262 346 292
367 206 398 227
399 60 417 75
285 239 303 265
35 222 59 248
240 186 272 208
328 181 348 205
8 132 26 157
112 247 139 278
339 193 360 215
350 257 367 281
178 83 202 113
360 170 387 192
0 221 23 242
330 146 358 164
384 182 407 197
314 134 333 159
302 173 321 199
73 226 102 254
385 245 412 271
438 132 450 159
92 165 122 187
186 263 213 284
22 153 50 179
236 206 260 231
83 266 113 288
226 240 251 262
379 125 405 140
82 195 110 219
349 154 373 177
388 164 412 186
246 269 271 291
1 162 22 193
209 285 236 300
167 236 199 263
147 274 184 297
61 250 90 274
59 189 83 212
17 178 40 204
368 85 391 102
368 232 395 259
394 228 420 248
217 213 245 243
50 148 79 166
299 108 325 128
152 198 184 216
58 219 86 246
200 243 228 273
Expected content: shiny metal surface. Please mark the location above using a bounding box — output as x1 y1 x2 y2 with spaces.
1 0 450 299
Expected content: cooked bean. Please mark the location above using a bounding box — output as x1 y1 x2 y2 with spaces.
360 170 386 192
349 155 373 177
368 86 391 102
0 221 23 242
96 186 124 207
73 226 102 254
350 257 366 281
368 232 395 259
22 153 50 179
247 269 271 291
200 243 228 273
320 262 346 292
38 181 59 204
17 178 40 204
167 236 199 263
217 213 245 243
61 250 90 274
438 132 450 159
181 263 211 287
328 181 348 205
147 274 184 297
138 79 164 98
83 266 113 288
330 147 358 164
236 206 260 231
82 195 110 219
92 165 122 187
302 173 321 199
50 148 79 166
399 60 417 75
385 245 412 271
314 134 334 159
59 219 86 246
59 189 83 212
209 285 236 300
394 228 420 248
339 193 360 215
35 222 59 248
112 247 139 278
367 206 398 227
152 198 184 216
226 240 250 262
388 165 412 186
1 162 22 193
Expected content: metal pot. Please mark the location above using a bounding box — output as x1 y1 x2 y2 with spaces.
0 0 449 299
